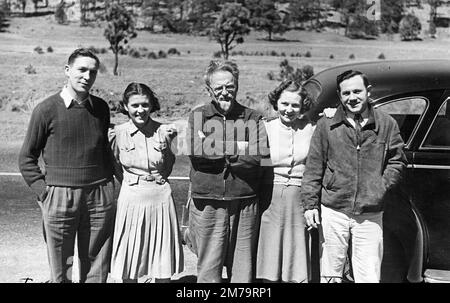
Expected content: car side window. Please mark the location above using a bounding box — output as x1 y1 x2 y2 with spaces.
375 98 427 144
423 99 450 149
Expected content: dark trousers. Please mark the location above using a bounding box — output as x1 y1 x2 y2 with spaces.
38 181 115 283
189 197 259 283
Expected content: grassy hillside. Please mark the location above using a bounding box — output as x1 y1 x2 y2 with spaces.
1 14 450 164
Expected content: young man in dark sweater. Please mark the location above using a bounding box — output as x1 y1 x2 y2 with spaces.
19 48 116 283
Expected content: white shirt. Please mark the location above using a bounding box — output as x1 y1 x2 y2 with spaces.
60 86 92 108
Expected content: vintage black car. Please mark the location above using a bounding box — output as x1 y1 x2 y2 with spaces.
304 59 450 283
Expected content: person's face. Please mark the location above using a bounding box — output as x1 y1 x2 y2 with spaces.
208 70 237 114
277 90 302 125
338 75 370 115
124 94 151 127
64 56 98 96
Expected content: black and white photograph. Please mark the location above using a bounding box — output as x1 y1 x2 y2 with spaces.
0 0 449 290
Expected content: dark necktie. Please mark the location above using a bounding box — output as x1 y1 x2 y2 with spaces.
354 113 363 132
354 113 363 150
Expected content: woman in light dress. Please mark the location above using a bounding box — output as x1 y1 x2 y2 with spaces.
257 80 320 283
109 82 183 283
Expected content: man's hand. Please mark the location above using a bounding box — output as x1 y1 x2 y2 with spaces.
304 209 321 230
319 107 337 119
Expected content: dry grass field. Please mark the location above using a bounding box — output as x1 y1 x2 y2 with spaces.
2 13 450 283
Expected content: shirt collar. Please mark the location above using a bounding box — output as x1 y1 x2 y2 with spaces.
60 86 93 108
126 118 158 136
126 120 140 136
204 101 246 119
331 103 377 131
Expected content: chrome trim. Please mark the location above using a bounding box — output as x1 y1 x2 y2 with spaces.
420 97 450 150
411 164 450 170
373 96 429 149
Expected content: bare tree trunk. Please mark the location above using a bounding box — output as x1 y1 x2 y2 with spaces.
113 50 119 76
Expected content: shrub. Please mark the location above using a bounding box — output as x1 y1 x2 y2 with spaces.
88 46 108 54
270 50 279 56
267 71 276 80
34 46 44 54
128 48 141 58
158 50 167 58
399 14 422 41
213 51 222 58
349 54 355 59
47 46 53 53
25 64 37 74
346 15 379 39
378 53 386 59
168 47 180 55
147 52 158 59
304 51 311 57
281 52 286 57
329 54 334 59
301 65 314 81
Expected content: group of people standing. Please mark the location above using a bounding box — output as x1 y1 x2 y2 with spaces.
18 47 406 283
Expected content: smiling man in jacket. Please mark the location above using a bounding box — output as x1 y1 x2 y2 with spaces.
301 70 407 283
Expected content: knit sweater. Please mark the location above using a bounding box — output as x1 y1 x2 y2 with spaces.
19 92 113 196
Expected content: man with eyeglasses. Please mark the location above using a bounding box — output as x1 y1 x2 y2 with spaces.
185 60 269 283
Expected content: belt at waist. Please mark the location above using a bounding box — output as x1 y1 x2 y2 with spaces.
123 171 167 185
273 175 302 186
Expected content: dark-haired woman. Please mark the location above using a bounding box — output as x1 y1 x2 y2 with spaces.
109 82 183 283
256 80 318 283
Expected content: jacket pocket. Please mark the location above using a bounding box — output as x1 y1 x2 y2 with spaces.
323 166 336 190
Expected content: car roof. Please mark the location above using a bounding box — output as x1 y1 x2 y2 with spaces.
305 59 450 115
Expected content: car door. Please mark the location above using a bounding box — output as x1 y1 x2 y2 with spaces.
409 95 450 271
374 93 430 282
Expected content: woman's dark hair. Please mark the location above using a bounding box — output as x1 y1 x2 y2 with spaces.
119 82 160 116
268 80 312 114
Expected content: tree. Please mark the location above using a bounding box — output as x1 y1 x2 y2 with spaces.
210 2 250 59
104 4 137 76
399 13 422 40
428 0 443 35
380 0 406 33
54 0 68 24
187 0 222 33
250 0 288 40
289 0 322 29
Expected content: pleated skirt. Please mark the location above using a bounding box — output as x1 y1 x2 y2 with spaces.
256 184 309 283
110 180 184 280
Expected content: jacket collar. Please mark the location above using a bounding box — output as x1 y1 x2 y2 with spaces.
203 100 247 119
330 103 378 132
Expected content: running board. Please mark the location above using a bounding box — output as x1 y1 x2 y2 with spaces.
424 269 450 283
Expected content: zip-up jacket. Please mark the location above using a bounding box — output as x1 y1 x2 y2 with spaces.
188 101 269 200
301 104 407 215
